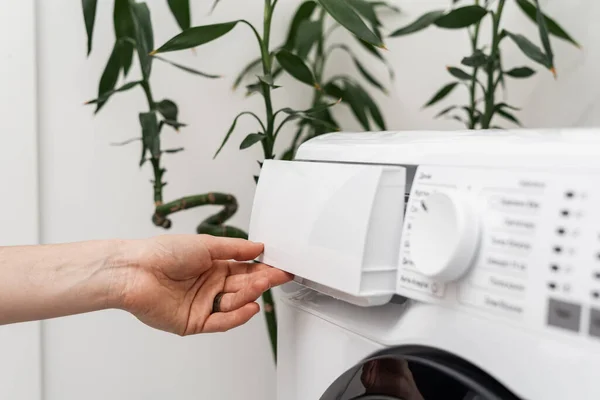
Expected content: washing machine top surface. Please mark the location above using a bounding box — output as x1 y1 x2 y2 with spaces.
295 128 600 168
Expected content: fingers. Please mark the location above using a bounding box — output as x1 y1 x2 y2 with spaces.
224 264 293 293
202 303 260 333
201 235 264 261
219 277 270 313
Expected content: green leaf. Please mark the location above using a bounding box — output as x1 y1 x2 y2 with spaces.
371 1 401 13
245 82 263 97
278 103 340 132
284 1 318 50
162 148 184 154
258 75 274 86
496 108 522 126
163 147 185 154
447 66 471 80
505 66 536 78
118 40 135 77
85 80 142 105
139 112 160 164
308 106 341 136
275 50 317 88
240 133 266 150
94 42 122 112
295 20 323 59
434 6 488 29
113 0 135 76
167 0 190 31
214 112 264 158
434 105 458 119
449 115 467 125
296 114 339 131
347 0 382 28
285 98 341 116
389 10 444 37
532 0 555 76
281 149 295 161
151 21 239 54
461 50 488 68
112 1 131 39
353 83 386 130
110 137 141 146
82 0 98 56
514 0 579 48
353 57 386 93
153 55 221 78
156 99 178 121
323 81 345 99
424 82 459 108
130 2 154 79
506 31 551 69
316 0 384 48
233 57 262 90
343 83 370 130
495 103 521 112
258 74 280 89
209 0 222 13
355 36 383 60
163 120 187 129
353 37 395 80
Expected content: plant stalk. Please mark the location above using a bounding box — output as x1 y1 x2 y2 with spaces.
153 193 247 238
140 80 165 205
468 0 482 129
254 0 278 363
261 0 275 159
481 0 506 129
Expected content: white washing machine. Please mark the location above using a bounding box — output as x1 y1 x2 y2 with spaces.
248 129 600 400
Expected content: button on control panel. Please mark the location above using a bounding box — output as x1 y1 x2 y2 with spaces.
396 165 600 343
547 298 582 333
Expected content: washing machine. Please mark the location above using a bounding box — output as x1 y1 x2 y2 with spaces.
248 129 600 400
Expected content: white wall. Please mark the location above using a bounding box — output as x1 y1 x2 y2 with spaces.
1 0 597 399
0 1 42 399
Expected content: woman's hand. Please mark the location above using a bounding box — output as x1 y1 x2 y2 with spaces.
115 234 292 336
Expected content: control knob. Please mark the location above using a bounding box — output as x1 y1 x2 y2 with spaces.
409 190 480 282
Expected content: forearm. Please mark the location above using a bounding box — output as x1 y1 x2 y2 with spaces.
0 240 128 325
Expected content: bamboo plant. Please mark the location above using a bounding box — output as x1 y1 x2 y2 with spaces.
226 0 400 160
82 0 247 240
389 0 579 129
149 0 395 361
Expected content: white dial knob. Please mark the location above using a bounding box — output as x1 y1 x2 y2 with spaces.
409 190 480 282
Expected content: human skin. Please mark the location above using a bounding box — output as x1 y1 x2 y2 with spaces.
0 234 292 335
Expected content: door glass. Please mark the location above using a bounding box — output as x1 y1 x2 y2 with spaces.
325 356 504 400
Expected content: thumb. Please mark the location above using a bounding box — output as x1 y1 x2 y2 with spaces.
201 235 264 261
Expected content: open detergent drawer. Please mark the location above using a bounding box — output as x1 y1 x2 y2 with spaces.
248 159 406 306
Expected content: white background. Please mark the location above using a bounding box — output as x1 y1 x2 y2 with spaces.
1 0 598 399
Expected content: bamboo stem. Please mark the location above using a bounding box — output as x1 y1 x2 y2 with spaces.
252 0 278 363
468 0 482 129
481 0 506 129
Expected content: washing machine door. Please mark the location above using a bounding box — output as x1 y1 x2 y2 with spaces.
320 345 521 400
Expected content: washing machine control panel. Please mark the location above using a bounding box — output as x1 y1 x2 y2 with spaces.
398 165 600 340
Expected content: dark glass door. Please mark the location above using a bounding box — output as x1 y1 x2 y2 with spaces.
320 345 521 400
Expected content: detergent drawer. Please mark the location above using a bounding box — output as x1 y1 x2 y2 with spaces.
249 159 406 306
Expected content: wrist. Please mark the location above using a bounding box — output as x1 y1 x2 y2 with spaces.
104 239 140 310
